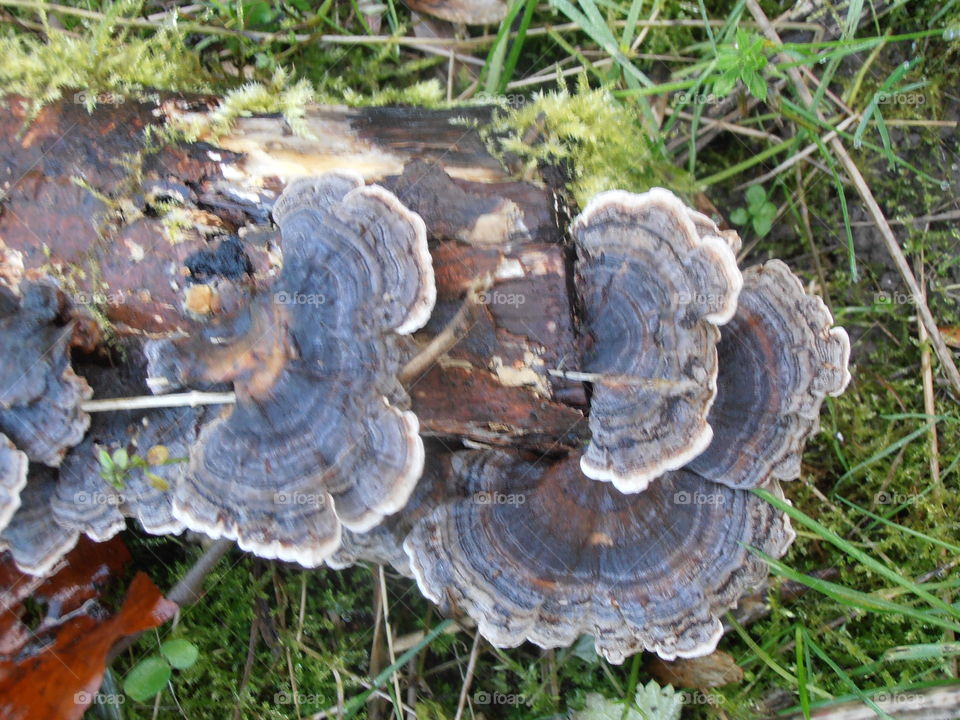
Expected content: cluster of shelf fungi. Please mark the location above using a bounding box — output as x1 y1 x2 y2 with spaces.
0 97 850 667
0 177 850 664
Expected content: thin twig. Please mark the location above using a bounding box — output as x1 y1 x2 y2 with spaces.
81 390 236 413
377 565 404 717
234 600 261 720
917 254 942 499
394 619 470 653
399 275 492 384
848 210 960 227
731 114 859 190
776 684 960 720
796 164 831 308
454 632 482 720
547 369 698 390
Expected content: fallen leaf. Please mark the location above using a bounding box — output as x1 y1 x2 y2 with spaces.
647 650 744 689
0 536 176 720
940 326 960 349
1 535 130 657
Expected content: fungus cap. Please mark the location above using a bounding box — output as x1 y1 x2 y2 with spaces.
0 433 28 533
0 467 79 576
0 283 92 466
148 171 435 566
573 188 742 492
687 260 851 488
404 450 794 663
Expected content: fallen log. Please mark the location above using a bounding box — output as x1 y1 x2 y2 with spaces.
0 93 587 451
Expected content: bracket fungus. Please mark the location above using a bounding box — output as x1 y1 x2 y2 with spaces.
336 191 849 664
51 351 207 542
0 433 28 533
146 171 436 566
0 282 92 467
52 407 199 541
0 467 79 576
573 189 742 492
404 450 795 663
687 260 851 489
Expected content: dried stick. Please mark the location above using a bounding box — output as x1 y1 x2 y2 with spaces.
453 632 482 720
81 390 236 413
775 684 960 720
399 275 492 384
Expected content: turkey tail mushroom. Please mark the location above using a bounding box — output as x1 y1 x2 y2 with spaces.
0 433 28 533
573 188 742 492
686 260 851 489
51 348 209 541
0 467 79 576
403 450 795 663
0 282 92 467
146 171 436 566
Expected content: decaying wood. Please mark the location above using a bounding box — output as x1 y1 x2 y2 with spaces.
0 93 585 451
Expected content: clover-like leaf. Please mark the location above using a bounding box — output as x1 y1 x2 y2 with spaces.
745 184 767 208
123 656 171 702
743 69 768 101
160 638 200 669
713 69 739 96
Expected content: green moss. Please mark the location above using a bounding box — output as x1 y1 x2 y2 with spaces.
198 66 315 139
117 545 378 719
0 0 207 115
484 77 695 207
338 78 447 108
181 71 451 142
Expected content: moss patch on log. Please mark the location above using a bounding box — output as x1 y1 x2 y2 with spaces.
484 78 695 208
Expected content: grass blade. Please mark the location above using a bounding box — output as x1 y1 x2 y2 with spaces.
754 488 960 621
342 619 454 718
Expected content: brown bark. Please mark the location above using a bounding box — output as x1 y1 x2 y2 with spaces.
0 93 585 451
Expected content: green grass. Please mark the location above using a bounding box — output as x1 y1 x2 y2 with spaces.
3 0 960 718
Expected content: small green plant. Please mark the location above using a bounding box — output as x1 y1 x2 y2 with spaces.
730 184 778 237
97 445 184 491
571 680 682 720
713 28 771 101
123 638 200 703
